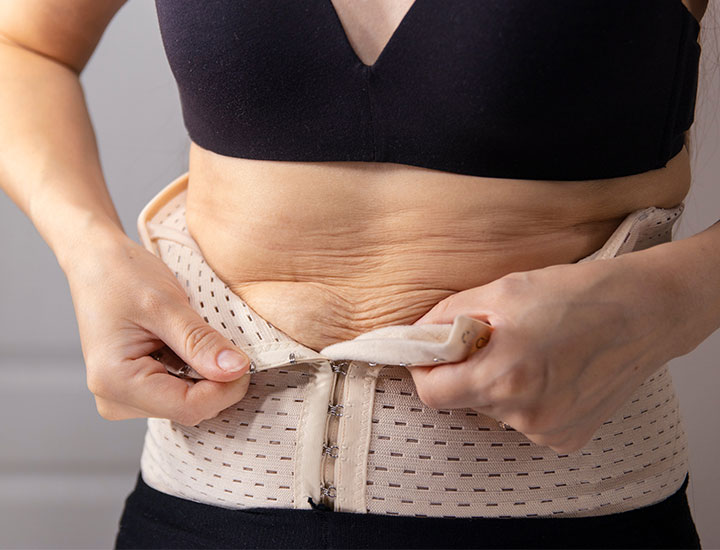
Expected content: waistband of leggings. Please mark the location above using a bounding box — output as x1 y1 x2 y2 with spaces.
118 471 699 549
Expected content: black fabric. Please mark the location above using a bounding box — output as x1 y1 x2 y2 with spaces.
154 0 700 181
115 472 701 549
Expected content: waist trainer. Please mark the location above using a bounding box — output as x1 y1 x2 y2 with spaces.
136 175 690 517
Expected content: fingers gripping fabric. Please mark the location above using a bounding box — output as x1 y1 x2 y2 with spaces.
137 173 689 517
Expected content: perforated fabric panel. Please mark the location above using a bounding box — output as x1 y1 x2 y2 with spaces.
138 176 690 517
366 365 688 517
139 189 321 509
141 367 309 508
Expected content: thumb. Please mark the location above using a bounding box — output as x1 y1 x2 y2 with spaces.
157 300 252 382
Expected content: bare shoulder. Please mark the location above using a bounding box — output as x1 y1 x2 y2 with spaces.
0 0 128 73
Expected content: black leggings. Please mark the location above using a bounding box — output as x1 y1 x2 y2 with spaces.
115 472 701 549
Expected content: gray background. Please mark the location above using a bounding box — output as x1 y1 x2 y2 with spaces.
0 1 718 548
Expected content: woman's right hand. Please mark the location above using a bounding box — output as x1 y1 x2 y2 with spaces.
64 230 252 426
1 0 252 425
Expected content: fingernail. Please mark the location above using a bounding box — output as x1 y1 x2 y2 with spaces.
216 350 250 373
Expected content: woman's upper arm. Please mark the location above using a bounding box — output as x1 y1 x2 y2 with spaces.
0 0 128 73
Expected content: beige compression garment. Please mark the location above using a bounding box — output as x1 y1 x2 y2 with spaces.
136 173 689 518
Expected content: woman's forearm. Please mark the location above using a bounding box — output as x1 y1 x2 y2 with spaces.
620 217 720 360
0 38 128 273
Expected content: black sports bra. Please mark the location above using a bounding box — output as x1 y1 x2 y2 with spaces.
154 0 700 180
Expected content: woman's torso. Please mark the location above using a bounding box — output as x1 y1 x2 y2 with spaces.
173 0 704 350
180 0 704 352
139 1 704 515
186 145 691 352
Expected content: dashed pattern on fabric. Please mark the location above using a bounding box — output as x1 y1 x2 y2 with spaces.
365 365 688 517
138 176 690 517
139 187 324 509
141 366 309 508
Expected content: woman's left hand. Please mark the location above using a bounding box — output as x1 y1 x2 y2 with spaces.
409 255 686 453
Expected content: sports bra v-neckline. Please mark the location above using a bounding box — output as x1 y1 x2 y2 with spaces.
328 0 700 70
154 0 701 181
326 0 420 70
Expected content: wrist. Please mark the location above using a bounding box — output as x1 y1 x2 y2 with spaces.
27 182 131 274
618 225 720 359
52 209 133 276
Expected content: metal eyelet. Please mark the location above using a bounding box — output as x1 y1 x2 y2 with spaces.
322 444 340 459
329 360 349 375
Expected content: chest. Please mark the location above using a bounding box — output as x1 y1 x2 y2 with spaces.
332 1 704 66
155 0 700 180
